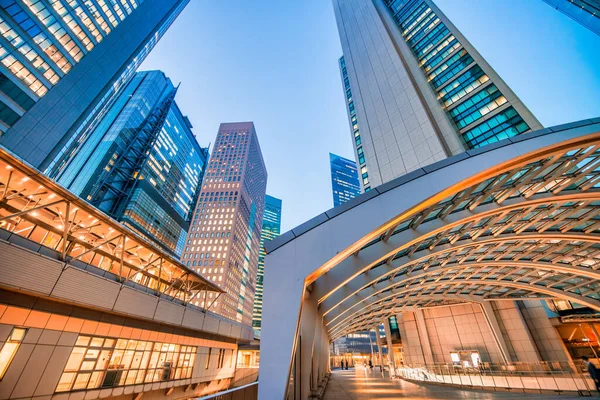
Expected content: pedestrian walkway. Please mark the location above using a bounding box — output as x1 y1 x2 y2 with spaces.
323 367 584 399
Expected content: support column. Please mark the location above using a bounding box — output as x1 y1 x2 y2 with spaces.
311 311 322 391
414 309 434 365
299 290 317 399
374 325 385 371
317 321 328 383
480 302 512 363
383 318 397 375
321 324 330 377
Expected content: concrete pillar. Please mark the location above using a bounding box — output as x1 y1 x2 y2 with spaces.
383 318 397 375
512 301 542 362
311 312 322 390
318 322 328 383
480 302 512 363
299 291 318 398
519 300 576 370
321 324 330 377
414 309 434 365
374 325 385 371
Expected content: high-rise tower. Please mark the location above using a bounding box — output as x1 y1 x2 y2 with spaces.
252 194 282 330
330 152 361 206
543 0 600 36
51 70 208 256
334 0 542 188
182 122 267 326
0 0 189 170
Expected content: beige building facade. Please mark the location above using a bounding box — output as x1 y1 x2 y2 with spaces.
0 148 253 400
181 122 267 326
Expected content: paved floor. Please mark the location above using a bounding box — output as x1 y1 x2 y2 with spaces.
323 367 587 399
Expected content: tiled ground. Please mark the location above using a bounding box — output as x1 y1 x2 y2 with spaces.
323 367 586 399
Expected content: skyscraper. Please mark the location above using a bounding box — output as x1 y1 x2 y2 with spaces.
330 152 361 206
182 122 267 326
0 0 189 170
49 70 208 256
252 194 282 330
334 0 542 188
339 56 372 192
543 0 600 36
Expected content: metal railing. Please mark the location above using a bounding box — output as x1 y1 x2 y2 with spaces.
195 381 258 399
394 361 596 393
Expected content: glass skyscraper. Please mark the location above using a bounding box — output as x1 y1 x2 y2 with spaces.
252 194 282 330
182 122 267 326
52 70 208 256
330 152 361 206
0 0 190 170
543 0 600 35
333 0 542 188
339 56 371 192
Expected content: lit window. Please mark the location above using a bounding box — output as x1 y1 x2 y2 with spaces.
56 335 196 391
0 327 27 379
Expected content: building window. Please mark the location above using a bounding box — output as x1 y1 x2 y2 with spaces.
0 327 27 380
56 335 196 392
217 349 225 368
205 348 211 369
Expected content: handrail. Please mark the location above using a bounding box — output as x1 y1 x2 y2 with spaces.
194 381 258 399
395 361 595 394
399 360 584 374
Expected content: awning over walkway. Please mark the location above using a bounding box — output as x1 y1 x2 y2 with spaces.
0 147 223 306
259 118 600 399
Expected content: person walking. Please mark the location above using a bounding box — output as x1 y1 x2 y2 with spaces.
583 356 600 392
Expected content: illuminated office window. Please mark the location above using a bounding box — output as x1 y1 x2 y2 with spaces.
56 336 196 392
0 327 27 379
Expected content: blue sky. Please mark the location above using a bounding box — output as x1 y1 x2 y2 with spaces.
141 0 600 232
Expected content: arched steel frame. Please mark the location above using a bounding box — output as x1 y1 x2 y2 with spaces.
309 132 600 340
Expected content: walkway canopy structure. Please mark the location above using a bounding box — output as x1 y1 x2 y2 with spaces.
0 147 223 307
258 119 600 399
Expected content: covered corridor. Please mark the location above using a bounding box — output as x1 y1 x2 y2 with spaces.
323 368 583 399
259 120 600 399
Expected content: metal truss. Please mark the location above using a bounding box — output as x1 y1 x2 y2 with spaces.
311 133 600 341
87 87 178 217
0 148 222 311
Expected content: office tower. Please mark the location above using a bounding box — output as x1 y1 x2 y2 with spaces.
50 70 208 256
330 152 361 206
339 56 372 192
0 0 189 170
182 122 267 326
333 0 542 188
252 194 282 330
543 0 600 35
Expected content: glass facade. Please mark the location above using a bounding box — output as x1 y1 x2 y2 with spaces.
181 122 267 326
330 152 361 207
0 0 150 133
53 70 208 256
252 194 282 330
44 0 188 176
383 0 533 148
543 0 600 36
332 331 378 356
56 335 197 392
339 56 370 191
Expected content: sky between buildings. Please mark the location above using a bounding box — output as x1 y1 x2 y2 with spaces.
140 0 600 232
